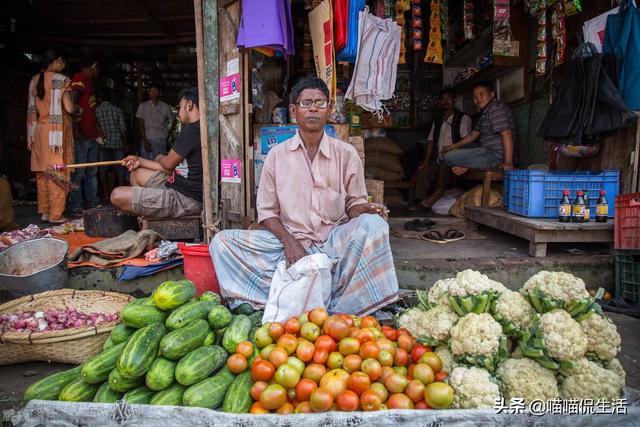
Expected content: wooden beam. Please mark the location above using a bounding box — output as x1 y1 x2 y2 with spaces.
195 0 220 241
26 35 194 47
55 15 194 25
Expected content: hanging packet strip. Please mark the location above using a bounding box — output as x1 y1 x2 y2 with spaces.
551 2 566 66
424 0 443 64
493 0 518 57
535 8 547 76
463 0 474 40
309 0 337 103
396 0 411 64
336 0 367 62
440 0 449 41
412 0 423 51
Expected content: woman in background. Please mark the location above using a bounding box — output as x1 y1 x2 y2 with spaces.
27 48 76 223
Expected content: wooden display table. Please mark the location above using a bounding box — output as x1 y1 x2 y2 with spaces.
464 207 614 257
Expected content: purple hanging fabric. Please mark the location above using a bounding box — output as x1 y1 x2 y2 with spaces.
237 0 295 55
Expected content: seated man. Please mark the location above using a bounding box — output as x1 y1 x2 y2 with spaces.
411 88 472 211
110 87 202 218
441 81 515 175
210 76 399 315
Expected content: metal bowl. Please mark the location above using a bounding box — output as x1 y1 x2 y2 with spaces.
0 237 69 299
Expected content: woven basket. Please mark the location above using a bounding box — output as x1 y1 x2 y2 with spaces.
0 289 134 366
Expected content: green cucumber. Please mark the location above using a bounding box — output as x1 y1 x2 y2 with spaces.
118 322 166 378
145 357 177 391
150 383 187 406
59 377 100 402
81 342 127 384
123 385 154 404
182 367 235 409
175 345 227 386
94 382 122 403
166 300 216 330
23 366 83 402
222 315 252 354
159 319 209 360
222 370 253 413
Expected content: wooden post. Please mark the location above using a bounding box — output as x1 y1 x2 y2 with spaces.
194 0 220 242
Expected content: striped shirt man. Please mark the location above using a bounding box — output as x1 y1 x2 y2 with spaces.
474 98 516 160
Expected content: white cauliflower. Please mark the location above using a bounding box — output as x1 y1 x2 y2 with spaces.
445 270 506 316
435 345 456 373
449 366 501 409
560 358 623 401
606 358 626 390
579 312 621 361
398 305 459 346
493 290 535 338
427 278 456 307
520 309 587 370
521 271 596 319
450 313 507 371
497 358 559 405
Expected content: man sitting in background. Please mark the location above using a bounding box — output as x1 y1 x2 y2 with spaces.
110 87 202 218
210 76 398 316
441 81 515 174
411 88 472 211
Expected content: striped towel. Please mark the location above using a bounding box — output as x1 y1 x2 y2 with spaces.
345 7 402 116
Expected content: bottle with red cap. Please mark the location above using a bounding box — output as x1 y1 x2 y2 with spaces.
596 190 608 223
572 191 586 223
559 190 571 223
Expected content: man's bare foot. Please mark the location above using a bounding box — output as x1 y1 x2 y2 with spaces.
452 167 468 176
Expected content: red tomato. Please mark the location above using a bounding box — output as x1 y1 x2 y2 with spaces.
268 347 289 368
343 354 363 373
252 360 276 382
360 358 382 381
405 379 426 403
359 341 380 360
380 325 397 341
296 339 315 362
323 315 351 341
312 349 329 365
250 381 269 401
355 328 376 344
227 354 248 374
249 402 270 414
347 371 371 395
369 382 389 403
419 352 443 373
360 315 379 329
336 313 354 327
235 341 254 358
277 334 299 355
315 335 337 353
276 402 294 414
415 400 429 409
294 401 313 413
435 371 448 382
295 378 318 402
397 334 415 352
396 328 411 337
394 348 410 366
302 363 327 383
387 393 414 409
260 384 287 410
309 387 334 412
268 322 285 340
284 317 301 335
411 343 428 363
360 390 382 411
309 308 329 327
336 390 360 411
413 363 435 385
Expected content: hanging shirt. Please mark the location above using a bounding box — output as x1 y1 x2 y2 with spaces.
71 72 99 139
257 131 367 247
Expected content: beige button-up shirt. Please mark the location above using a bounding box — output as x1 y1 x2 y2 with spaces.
257 131 368 246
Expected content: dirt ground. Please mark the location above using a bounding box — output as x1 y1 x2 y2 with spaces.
1 312 637 420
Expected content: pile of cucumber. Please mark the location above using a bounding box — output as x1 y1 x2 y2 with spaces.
24 280 262 413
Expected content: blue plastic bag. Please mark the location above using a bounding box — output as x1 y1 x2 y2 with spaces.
336 0 366 63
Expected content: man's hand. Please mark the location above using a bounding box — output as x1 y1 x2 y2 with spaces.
440 144 456 154
502 163 514 171
283 236 307 267
349 203 389 220
143 138 151 151
123 155 140 172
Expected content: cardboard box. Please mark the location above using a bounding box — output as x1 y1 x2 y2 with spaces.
365 179 384 204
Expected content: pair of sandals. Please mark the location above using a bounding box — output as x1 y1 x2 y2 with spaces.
404 218 437 232
422 229 465 244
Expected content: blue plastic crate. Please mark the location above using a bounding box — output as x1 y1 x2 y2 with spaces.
502 171 511 207
507 170 620 218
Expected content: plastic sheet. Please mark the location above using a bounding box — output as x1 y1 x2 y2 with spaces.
13 390 640 427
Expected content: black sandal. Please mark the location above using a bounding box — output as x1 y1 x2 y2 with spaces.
422 230 447 244
443 229 465 242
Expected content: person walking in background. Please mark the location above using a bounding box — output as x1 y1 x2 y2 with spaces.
27 48 77 223
69 60 101 213
136 84 176 160
96 88 129 203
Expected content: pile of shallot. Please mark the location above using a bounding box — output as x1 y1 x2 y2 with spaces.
0 309 119 333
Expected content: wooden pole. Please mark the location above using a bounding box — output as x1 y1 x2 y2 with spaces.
194 0 220 242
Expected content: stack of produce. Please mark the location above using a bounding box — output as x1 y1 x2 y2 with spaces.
397 270 626 408
364 137 404 182
243 309 455 413
23 280 263 412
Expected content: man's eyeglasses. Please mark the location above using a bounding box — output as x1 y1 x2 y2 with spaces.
297 99 329 109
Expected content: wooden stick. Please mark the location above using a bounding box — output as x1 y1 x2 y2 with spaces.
65 160 124 169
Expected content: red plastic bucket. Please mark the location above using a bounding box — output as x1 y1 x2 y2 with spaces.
177 243 220 296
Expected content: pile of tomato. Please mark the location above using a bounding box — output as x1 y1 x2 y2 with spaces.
227 308 455 413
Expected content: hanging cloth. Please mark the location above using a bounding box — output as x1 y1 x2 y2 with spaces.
603 0 640 110
537 43 635 146
345 7 401 115
336 0 367 63
333 0 349 52
237 0 295 55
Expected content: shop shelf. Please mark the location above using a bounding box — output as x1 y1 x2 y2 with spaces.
614 250 640 303
506 170 619 218
615 193 640 249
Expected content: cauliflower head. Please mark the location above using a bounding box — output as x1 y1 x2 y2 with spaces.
398 305 459 346
521 271 596 319
519 309 587 370
445 270 506 316
540 309 587 361
493 290 535 338
427 278 456 307
497 358 559 405
606 358 626 390
450 313 507 371
435 345 456 373
449 366 501 409
579 312 621 361
560 358 623 401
